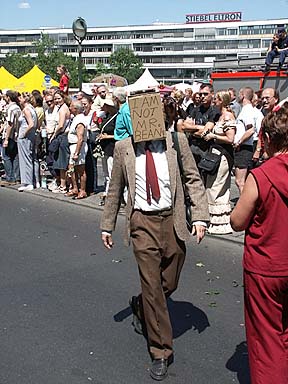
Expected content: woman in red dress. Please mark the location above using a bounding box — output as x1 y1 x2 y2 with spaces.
231 105 288 384
57 65 70 95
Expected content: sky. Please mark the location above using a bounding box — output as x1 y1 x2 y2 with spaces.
1 0 288 30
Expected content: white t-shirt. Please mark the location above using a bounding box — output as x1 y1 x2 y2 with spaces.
45 106 58 138
6 102 21 140
252 107 264 141
67 113 88 144
235 103 255 146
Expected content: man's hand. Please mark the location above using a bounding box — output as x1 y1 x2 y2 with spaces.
101 232 113 249
203 132 214 141
192 225 206 244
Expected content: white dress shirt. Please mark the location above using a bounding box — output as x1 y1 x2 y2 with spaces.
134 140 172 211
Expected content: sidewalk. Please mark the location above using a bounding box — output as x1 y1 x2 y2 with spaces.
1 177 244 245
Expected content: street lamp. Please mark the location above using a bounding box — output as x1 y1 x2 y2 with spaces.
72 17 87 91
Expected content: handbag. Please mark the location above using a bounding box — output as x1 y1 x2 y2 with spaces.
172 132 193 233
198 144 223 174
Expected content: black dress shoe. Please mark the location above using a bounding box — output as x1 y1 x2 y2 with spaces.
150 358 168 381
129 296 143 335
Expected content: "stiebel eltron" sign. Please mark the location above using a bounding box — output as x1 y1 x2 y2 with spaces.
186 12 242 24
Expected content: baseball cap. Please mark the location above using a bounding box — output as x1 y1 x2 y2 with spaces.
278 27 286 33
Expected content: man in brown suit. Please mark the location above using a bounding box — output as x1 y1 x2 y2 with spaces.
101 131 209 381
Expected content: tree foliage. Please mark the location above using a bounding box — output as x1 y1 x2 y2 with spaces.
1 33 89 88
2 53 34 78
94 62 108 76
109 48 143 84
1 35 143 87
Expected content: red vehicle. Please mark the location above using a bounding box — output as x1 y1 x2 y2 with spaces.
210 57 288 98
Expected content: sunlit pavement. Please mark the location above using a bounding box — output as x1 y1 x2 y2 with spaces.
1 174 244 245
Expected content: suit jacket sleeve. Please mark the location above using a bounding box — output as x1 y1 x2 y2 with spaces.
100 142 125 232
178 133 210 223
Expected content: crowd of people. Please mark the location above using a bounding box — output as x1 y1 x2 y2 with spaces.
0 78 121 201
165 83 281 236
0 80 284 213
1 66 288 382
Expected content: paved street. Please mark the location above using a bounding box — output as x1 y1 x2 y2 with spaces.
0 187 249 384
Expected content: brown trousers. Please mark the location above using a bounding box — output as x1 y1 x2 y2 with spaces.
130 209 186 359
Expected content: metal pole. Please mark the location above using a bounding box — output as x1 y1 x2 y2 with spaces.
78 42 82 91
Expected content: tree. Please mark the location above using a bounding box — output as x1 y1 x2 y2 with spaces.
36 50 80 88
32 33 86 88
109 48 143 84
1 53 34 78
94 62 108 76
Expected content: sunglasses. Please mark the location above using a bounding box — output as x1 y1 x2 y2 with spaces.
261 96 273 101
46 100 54 104
199 92 210 97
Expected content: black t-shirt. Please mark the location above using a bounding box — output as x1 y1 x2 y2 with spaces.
188 104 220 125
278 35 288 50
100 113 117 157
187 104 220 153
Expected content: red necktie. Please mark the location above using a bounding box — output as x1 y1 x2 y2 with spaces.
145 143 161 205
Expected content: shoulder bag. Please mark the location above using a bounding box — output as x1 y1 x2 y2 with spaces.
93 113 117 159
48 135 62 153
198 144 224 175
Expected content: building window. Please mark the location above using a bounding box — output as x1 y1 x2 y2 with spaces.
113 44 132 51
239 24 283 35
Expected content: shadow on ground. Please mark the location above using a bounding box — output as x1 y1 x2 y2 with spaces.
226 341 251 384
113 297 210 339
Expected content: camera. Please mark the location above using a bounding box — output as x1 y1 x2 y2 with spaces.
40 161 48 172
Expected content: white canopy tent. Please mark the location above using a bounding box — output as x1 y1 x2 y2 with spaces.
173 82 192 92
173 81 202 93
127 68 159 92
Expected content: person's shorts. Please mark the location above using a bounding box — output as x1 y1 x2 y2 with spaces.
69 143 88 165
234 145 253 169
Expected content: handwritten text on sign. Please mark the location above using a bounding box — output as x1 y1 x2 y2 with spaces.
128 92 166 143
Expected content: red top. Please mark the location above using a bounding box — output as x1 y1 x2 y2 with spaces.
59 74 69 94
243 154 288 276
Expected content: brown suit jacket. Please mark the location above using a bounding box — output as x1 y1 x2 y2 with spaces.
100 132 209 245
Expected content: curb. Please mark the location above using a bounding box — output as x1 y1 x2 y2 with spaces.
1 184 244 245
206 233 244 245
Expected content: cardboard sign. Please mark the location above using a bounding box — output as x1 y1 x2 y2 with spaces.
128 92 166 143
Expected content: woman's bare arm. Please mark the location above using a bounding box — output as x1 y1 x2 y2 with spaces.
230 174 259 231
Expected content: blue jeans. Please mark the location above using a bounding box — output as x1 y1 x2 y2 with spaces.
1 145 20 182
266 49 288 66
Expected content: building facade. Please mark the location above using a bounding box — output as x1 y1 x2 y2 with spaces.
0 15 287 83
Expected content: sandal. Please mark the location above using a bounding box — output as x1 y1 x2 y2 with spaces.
98 196 106 206
65 190 78 197
74 192 87 200
52 185 67 194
